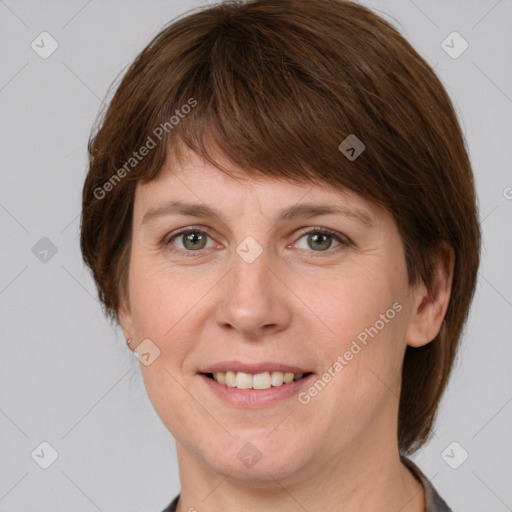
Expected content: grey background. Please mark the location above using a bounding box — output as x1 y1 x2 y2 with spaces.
0 0 511 510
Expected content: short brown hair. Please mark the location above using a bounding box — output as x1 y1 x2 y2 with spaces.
80 0 480 454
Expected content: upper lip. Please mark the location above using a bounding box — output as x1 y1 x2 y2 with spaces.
200 360 312 374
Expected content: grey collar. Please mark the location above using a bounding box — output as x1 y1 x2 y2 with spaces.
401 455 453 512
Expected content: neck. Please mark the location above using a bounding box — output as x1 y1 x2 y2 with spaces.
174 432 424 512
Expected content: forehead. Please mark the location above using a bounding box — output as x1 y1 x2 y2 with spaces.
135 148 385 219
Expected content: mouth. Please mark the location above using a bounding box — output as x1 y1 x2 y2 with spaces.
202 370 313 390
198 361 315 407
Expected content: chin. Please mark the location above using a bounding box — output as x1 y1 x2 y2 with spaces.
196 431 311 483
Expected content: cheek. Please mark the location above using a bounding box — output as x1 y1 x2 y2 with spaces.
302 261 406 353
127 255 216 339
128 260 209 434
297 262 408 412
127 258 219 419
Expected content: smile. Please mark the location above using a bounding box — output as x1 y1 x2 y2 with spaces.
205 370 310 390
198 361 314 406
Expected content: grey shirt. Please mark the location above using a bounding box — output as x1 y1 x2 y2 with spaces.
401 456 453 512
162 456 452 512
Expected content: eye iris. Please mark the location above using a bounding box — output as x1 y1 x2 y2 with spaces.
183 232 206 250
308 232 332 251
176 231 335 251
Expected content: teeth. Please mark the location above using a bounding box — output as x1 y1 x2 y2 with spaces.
225 371 237 387
211 371 305 389
236 372 253 389
253 372 271 390
283 372 294 383
271 371 284 387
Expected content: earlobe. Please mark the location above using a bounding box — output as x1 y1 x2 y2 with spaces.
406 244 455 348
118 295 134 350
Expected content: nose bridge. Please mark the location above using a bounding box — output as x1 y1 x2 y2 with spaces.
216 241 290 336
231 246 270 300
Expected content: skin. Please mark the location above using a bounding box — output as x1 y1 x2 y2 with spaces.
119 146 454 512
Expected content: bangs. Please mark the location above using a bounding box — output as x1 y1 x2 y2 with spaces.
131 4 381 197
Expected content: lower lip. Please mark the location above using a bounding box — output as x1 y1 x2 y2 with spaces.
199 374 314 407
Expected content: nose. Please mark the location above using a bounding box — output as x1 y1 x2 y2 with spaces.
215 249 292 340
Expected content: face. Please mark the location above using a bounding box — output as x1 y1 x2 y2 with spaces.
119 147 430 483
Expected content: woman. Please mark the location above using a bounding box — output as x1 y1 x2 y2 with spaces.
80 0 480 510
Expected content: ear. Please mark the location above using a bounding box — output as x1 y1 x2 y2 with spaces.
118 293 135 351
406 243 455 348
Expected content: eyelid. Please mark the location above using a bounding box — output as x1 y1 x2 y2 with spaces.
163 225 352 255
293 226 352 246
163 225 220 253
163 225 212 244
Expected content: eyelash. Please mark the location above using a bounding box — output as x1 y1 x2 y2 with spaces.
162 226 352 257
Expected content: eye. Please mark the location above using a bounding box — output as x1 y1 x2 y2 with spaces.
163 226 351 256
165 229 216 254
294 228 350 254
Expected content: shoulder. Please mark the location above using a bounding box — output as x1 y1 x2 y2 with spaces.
401 456 453 512
161 494 180 512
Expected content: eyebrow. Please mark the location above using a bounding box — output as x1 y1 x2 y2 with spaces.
141 200 374 227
